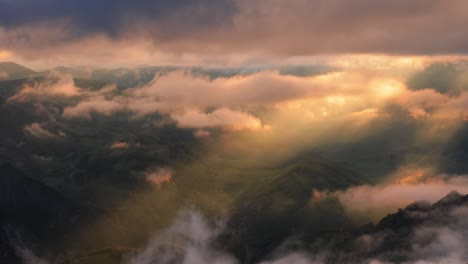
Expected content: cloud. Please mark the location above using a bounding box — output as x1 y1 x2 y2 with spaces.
59 69 369 130
9 59 468 138
334 174 468 222
128 210 237 264
8 74 81 102
4 0 468 65
145 167 175 189
24 122 65 138
407 62 468 95
273 192 468 264
0 49 13 60
22 61 457 144
62 96 122 118
364 192 468 264
16 247 48 264
193 129 211 138
125 71 340 111
130 192 468 264
64 70 344 130
172 108 263 130
0 0 237 38
259 253 325 264
110 141 130 149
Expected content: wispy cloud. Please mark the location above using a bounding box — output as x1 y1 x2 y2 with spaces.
24 122 66 138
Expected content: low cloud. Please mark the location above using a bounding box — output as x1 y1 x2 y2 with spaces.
8 74 81 102
128 210 236 264
24 122 66 138
9 59 468 139
16 247 48 264
126 71 336 109
337 180 468 221
62 96 122 119
58 69 407 132
130 194 468 264
193 129 211 138
145 167 175 189
308 166 468 224
259 253 325 264
172 108 263 130
110 141 130 149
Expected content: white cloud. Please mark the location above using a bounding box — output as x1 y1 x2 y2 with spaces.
62 96 123 119
8 74 81 102
171 108 263 130
128 210 237 264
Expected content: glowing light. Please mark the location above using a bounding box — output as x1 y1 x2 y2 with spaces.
326 96 346 106
374 80 404 98
397 169 426 185
0 50 13 60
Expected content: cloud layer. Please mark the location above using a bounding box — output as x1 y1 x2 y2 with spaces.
4 1 468 65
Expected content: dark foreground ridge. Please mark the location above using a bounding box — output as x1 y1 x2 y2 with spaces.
0 163 82 263
219 190 468 264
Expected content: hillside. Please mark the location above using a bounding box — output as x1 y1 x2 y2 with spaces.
218 158 361 263
0 62 36 80
0 163 78 228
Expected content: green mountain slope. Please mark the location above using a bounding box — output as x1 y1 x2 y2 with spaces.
218 157 361 263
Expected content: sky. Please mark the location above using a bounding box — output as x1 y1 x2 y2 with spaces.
3 0 468 67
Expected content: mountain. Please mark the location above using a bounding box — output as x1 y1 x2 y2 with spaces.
218 157 362 263
1 62 339 90
45 66 90 79
335 191 468 263
217 189 468 264
0 76 110 97
0 62 36 80
0 163 81 258
0 228 20 264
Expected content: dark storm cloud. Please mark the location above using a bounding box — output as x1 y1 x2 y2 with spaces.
0 0 237 37
407 62 468 95
4 0 468 64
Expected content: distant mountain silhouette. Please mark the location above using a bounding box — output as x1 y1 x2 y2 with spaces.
0 62 35 80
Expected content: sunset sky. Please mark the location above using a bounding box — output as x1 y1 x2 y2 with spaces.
2 0 468 67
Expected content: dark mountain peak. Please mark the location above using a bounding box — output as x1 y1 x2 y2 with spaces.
376 190 468 232
44 66 89 79
0 62 35 80
432 190 467 208
0 62 35 73
405 200 432 212
302 191 468 263
218 159 359 263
